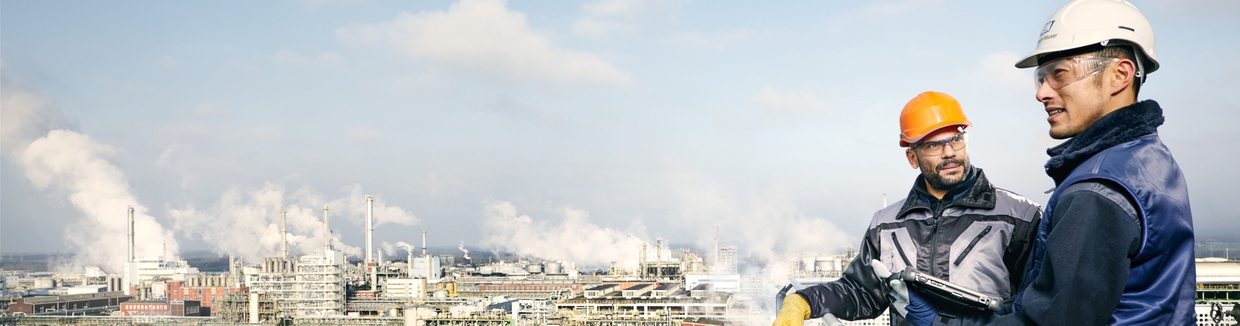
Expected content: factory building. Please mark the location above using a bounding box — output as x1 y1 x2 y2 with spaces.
165 275 246 316
6 291 131 316
244 251 347 317
557 288 732 317
124 257 199 296
1195 258 1240 325
409 256 444 280
684 274 740 293
383 278 427 299
119 299 203 316
457 278 582 299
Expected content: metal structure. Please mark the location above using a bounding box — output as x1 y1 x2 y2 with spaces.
245 253 346 318
281 207 289 258
322 204 330 255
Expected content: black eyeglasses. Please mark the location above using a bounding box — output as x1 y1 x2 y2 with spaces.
911 131 967 156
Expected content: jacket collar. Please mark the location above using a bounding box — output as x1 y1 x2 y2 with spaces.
1045 100 1164 184
897 167 996 218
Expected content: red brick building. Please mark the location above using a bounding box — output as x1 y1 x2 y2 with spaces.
165 275 247 316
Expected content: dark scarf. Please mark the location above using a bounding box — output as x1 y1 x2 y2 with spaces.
1045 100 1164 184
913 165 979 213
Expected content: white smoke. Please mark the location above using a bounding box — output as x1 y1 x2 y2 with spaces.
481 201 643 270
2 76 178 273
167 183 420 263
672 176 855 264
458 240 470 260
397 241 416 256
329 184 420 227
671 176 857 323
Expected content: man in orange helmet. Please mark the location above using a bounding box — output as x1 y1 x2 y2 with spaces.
772 91 1043 326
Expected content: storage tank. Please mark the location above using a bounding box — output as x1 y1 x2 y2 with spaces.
545 262 562 274
815 258 833 272
526 264 543 274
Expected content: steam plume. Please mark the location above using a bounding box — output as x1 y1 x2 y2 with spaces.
458 240 470 260
168 183 419 263
481 201 642 270
2 76 177 273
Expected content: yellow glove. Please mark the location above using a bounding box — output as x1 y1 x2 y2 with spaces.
773 294 811 326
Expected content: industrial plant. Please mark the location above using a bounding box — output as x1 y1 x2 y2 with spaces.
2 196 1237 326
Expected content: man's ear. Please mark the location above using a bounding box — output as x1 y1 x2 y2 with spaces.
1110 59 1137 97
906 149 919 169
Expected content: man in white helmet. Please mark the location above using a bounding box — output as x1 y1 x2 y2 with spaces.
887 0 1196 325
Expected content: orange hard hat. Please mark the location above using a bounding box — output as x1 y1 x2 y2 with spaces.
899 91 971 147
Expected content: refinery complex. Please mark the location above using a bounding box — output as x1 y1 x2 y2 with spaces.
0 196 867 326
1 196 1237 325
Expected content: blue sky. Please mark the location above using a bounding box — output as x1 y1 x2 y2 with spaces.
3 0 1238 271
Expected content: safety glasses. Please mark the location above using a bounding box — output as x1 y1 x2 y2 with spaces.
1034 56 1119 91
911 131 967 156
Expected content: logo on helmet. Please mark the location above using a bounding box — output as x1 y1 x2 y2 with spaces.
1041 20 1055 35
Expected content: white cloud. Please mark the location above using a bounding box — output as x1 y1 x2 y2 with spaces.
582 0 686 16
336 0 631 85
750 87 829 114
270 49 344 67
571 0 687 37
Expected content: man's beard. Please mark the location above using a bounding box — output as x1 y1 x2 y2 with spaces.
920 157 969 191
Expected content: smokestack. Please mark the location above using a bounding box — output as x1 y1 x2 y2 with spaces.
656 237 662 278
128 206 135 263
640 243 647 278
323 204 330 254
408 248 414 278
713 225 719 272
280 206 288 258
366 195 374 264
426 231 432 296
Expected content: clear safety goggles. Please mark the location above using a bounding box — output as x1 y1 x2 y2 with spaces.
1034 55 1119 91
911 131 967 156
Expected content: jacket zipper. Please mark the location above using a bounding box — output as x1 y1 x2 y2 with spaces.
890 232 913 267
927 208 944 276
953 225 993 266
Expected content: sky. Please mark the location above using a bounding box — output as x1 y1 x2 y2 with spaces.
2 0 1238 273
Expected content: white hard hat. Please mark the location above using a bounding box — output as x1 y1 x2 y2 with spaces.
1015 0 1158 75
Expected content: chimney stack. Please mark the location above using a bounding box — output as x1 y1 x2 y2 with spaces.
323 204 330 254
366 195 374 264
280 207 288 258
128 206 135 263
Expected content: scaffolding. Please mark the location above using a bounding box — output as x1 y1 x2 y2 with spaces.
243 255 346 318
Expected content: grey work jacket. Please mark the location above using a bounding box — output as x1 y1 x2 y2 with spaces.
798 168 1042 326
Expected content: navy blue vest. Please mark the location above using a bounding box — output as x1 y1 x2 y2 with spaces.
1018 133 1195 325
